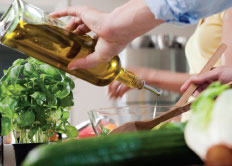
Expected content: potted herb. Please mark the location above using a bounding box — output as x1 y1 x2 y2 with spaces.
0 57 78 143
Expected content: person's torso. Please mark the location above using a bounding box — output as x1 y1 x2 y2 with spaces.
182 12 225 122
185 12 224 74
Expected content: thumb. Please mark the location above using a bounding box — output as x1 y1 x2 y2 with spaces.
68 52 102 69
68 38 120 70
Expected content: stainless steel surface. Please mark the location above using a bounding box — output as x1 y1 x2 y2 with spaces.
130 35 187 50
156 34 171 49
153 34 186 50
130 35 154 48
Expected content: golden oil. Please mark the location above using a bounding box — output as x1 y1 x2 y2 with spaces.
1 20 160 95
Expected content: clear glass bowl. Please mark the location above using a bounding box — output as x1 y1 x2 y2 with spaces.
88 105 172 136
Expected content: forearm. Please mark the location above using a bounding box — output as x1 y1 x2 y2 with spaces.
105 0 164 42
148 69 191 93
222 9 232 66
131 67 191 93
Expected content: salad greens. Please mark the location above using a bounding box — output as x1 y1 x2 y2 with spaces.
100 124 110 136
152 121 186 132
0 58 78 143
190 82 229 129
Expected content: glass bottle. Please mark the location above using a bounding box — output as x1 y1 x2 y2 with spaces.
0 0 160 96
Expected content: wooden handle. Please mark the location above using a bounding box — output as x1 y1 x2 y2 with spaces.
226 81 232 87
175 43 227 106
145 102 192 128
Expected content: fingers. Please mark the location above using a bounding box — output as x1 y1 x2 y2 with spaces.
193 82 210 97
180 79 193 93
181 69 221 93
191 70 219 84
108 81 121 99
117 85 131 98
68 38 120 69
50 7 120 70
108 81 131 100
63 16 91 35
65 17 81 31
181 66 232 95
50 6 104 35
49 6 83 18
93 34 99 40
73 24 91 35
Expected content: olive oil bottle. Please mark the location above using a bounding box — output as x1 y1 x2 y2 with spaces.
0 0 160 96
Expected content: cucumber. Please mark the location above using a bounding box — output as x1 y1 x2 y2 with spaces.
23 123 202 166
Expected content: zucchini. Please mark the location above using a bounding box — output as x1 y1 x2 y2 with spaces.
23 123 202 166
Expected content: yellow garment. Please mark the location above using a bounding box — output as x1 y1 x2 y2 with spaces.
182 12 224 122
185 12 224 74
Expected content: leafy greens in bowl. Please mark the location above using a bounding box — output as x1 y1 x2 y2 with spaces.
0 58 78 143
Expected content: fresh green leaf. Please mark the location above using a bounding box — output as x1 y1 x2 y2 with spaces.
0 97 17 118
23 63 37 77
8 84 26 95
28 58 44 65
35 109 46 123
0 83 12 96
64 77 75 89
1 117 12 136
42 124 50 131
198 81 229 99
62 111 70 121
18 111 35 127
100 124 110 136
55 82 71 99
65 125 78 138
39 64 60 78
60 93 74 107
13 59 24 66
190 82 229 130
152 122 187 132
31 92 46 105
50 109 62 120
9 65 22 85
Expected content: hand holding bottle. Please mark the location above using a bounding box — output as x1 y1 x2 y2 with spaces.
50 0 164 70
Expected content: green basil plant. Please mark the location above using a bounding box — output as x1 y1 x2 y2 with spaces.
0 58 78 143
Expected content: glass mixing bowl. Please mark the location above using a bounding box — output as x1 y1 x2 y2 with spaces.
88 105 172 136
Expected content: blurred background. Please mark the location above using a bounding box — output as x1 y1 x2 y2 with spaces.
0 0 196 126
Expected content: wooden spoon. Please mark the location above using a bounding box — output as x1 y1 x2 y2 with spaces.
110 43 227 134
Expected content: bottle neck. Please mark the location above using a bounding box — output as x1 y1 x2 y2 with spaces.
116 68 144 89
116 68 161 96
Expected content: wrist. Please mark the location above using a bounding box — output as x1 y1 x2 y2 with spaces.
104 0 163 44
135 68 158 85
146 69 159 84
